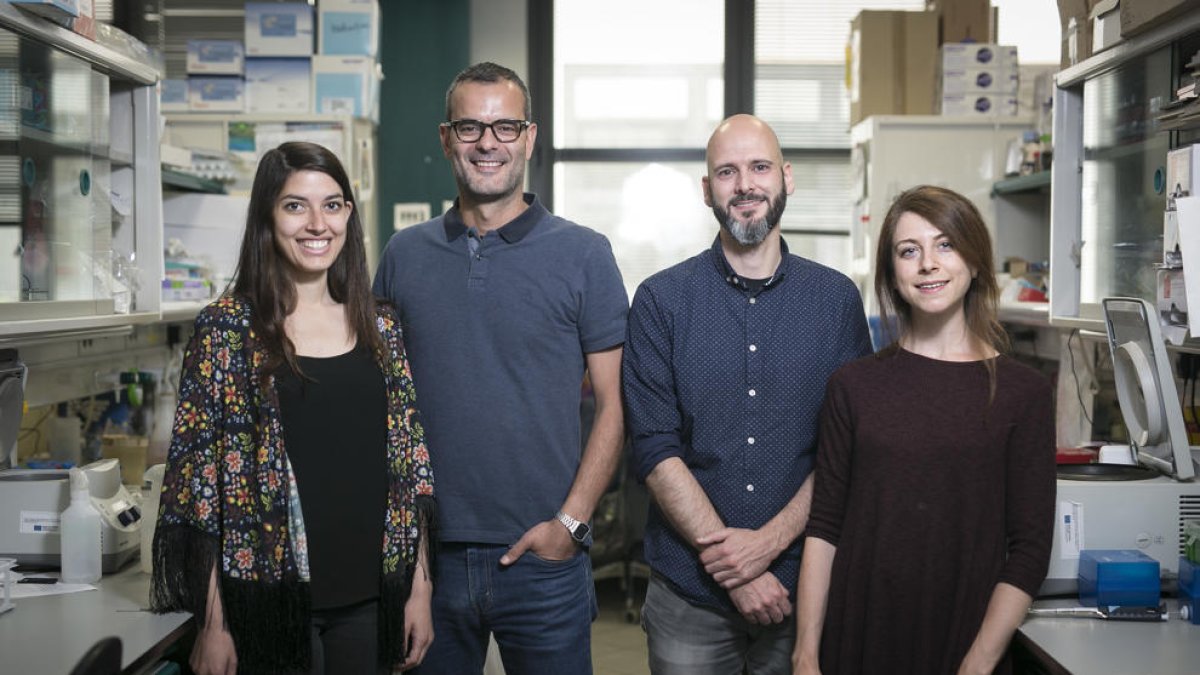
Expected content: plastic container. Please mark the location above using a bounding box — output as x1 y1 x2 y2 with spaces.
1179 557 1200 625
140 464 165 574
60 467 102 583
1078 549 1161 608
47 405 82 466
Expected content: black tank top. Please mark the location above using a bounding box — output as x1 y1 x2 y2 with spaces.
275 343 388 610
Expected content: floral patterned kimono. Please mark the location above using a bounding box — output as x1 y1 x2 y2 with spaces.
150 295 435 672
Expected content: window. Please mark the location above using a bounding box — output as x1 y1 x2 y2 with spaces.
535 0 1059 296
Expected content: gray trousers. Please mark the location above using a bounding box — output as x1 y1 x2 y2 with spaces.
641 575 795 675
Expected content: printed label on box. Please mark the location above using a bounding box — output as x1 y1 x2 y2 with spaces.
20 510 60 535
261 12 297 37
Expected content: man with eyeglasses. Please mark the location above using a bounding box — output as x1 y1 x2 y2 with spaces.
373 62 628 674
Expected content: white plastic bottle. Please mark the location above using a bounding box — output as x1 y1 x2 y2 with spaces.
60 467 102 583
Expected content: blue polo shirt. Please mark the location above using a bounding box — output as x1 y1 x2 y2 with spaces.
373 194 628 545
623 237 871 611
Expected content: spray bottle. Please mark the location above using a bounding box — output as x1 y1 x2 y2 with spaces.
60 467 102 583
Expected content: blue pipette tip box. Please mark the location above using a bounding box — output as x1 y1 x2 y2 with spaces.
1078 549 1160 608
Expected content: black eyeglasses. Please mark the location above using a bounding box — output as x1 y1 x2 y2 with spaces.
441 119 530 143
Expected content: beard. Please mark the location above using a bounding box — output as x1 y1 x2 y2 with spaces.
713 190 787 246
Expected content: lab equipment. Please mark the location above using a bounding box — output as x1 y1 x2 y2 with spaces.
0 557 14 615
139 464 164 575
0 459 141 571
60 468 101 584
1040 299 1200 596
0 350 26 470
1101 298 1196 480
1078 549 1161 608
1028 603 1169 621
1179 557 1200 625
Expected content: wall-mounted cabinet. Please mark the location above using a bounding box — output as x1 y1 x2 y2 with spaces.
0 5 161 341
1049 13 1200 331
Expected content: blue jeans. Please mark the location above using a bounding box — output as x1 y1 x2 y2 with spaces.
414 543 598 675
642 575 794 675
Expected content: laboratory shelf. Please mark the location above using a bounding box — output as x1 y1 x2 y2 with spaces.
992 171 1051 196
161 167 226 194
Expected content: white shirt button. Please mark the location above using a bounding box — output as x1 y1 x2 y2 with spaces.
747 437 755 445
746 484 755 492
749 389 756 397
749 297 756 304
749 344 757 352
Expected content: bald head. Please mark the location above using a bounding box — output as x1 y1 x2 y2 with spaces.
706 114 784 171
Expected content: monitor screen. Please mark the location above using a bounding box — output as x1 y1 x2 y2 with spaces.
1102 297 1196 481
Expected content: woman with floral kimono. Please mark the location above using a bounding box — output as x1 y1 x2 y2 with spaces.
152 142 436 674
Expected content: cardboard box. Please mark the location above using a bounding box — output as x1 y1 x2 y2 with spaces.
187 76 244 113
1092 0 1122 53
1058 0 1093 68
245 2 314 57
187 40 245 75
848 10 939 127
318 0 379 57
925 0 992 44
939 92 1019 116
245 57 311 114
70 0 94 40
312 55 379 120
940 43 1018 70
1121 0 1198 39
940 66 1020 95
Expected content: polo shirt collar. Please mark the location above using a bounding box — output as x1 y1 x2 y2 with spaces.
442 193 544 243
709 235 790 292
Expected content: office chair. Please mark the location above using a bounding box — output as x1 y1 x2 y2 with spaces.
68 636 122 675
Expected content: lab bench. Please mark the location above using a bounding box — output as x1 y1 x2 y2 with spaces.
1015 598 1200 674
0 565 190 674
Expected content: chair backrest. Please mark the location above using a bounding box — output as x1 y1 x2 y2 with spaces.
68 636 122 675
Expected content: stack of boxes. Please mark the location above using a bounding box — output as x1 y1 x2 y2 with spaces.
937 43 1020 117
164 1 379 120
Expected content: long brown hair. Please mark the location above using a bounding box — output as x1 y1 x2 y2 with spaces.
873 185 1008 390
230 141 382 380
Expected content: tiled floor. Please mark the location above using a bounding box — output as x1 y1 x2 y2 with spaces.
592 577 650 675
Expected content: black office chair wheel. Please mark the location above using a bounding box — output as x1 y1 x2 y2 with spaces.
69 636 122 675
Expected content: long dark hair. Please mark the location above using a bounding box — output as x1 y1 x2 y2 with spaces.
874 185 1008 391
230 141 382 380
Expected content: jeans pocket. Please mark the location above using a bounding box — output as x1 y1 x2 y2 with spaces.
527 549 582 566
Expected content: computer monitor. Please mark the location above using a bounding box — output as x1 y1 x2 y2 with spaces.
1102 297 1197 481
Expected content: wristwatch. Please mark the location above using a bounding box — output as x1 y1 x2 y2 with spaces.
556 511 590 544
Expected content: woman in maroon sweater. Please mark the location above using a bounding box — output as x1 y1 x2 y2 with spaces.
792 185 1055 675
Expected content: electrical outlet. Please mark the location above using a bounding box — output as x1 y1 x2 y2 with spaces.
393 203 431 231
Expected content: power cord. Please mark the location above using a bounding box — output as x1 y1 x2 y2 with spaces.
1068 329 1095 428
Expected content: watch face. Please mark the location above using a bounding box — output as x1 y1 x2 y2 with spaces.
573 521 590 542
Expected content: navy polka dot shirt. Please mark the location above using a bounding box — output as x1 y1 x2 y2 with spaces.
623 236 871 611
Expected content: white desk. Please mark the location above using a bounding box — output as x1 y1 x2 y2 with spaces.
1017 598 1200 674
0 566 191 674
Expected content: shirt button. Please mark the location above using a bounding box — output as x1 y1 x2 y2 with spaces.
749 297 756 304
746 484 755 492
747 437 755 445
749 344 757 352
749 389 756 397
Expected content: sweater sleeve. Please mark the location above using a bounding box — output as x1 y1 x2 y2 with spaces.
806 369 856 547
997 372 1057 597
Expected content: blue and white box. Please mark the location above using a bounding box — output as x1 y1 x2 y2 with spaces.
245 2 314 57
940 43 1019 71
8 0 79 22
187 76 244 113
245 57 312 114
939 93 1018 117
187 40 245 75
160 79 189 112
312 55 379 120
318 0 379 57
